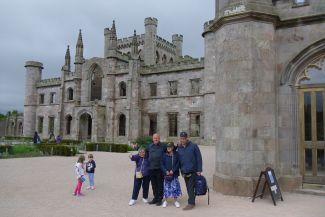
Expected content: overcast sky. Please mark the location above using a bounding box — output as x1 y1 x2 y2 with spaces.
0 0 215 113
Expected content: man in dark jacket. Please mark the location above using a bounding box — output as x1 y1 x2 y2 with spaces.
177 131 202 210
146 133 167 206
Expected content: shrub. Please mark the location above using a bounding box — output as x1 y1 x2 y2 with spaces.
85 143 128 153
4 136 33 141
0 145 13 154
37 144 77 156
135 136 152 148
12 144 39 155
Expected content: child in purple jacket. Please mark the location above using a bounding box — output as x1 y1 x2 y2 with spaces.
128 148 150 206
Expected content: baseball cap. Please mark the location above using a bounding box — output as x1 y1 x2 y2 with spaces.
180 131 188 138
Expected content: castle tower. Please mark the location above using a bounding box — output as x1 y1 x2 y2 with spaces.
172 34 183 60
144 17 158 65
74 29 84 75
104 20 117 58
23 61 43 136
203 0 278 196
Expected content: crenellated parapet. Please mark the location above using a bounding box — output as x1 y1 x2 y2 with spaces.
36 77 61 87
140 57 204 74
117 34 145 50
156 35 176 54
144 17 158 26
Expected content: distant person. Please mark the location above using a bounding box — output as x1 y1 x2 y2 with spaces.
86 154 96 190
33 131 41 144
49 132 55 143
55 135 62 144
161 142 182 208
177 132 203 211
73 155 86 197
128 148 150 206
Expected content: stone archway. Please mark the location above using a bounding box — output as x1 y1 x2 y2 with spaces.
79 113 92 141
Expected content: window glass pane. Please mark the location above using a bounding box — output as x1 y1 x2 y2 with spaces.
305 149 312 175
304 92 312 141
300 59 325 85
317 149 325 176
316 92 324 141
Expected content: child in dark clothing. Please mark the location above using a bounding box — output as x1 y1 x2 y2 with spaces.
129 148 150 206
86 154 96 190
161 142 182 208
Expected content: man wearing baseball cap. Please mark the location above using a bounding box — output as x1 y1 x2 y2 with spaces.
177 131 202 210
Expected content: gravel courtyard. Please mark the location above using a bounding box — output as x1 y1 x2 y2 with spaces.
0 145 324 217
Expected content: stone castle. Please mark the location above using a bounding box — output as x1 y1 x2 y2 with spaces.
23 0 325 195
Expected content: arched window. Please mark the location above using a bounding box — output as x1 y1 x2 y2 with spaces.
66 115 72 135
119 114 126 136
67 88 74 100
156 51 160 64
162 54 167 64
119 81 126 97
90 65 103 101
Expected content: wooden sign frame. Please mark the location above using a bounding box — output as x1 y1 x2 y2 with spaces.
252 167 284 206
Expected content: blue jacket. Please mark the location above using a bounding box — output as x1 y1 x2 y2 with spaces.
146 142 167 170
177 141 202 174
131 154 150 177
161 152 180 177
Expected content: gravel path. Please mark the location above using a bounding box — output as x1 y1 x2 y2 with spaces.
0 146 324 217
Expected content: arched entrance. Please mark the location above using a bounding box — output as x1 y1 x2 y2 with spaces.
79 113 92 140
298 56 325 184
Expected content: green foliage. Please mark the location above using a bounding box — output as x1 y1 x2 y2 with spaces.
4 136 33 141
12 144 39 155
37 144 77 156
0 145 14 154
135 136 152 148
0 113 6 120
85 143 128 153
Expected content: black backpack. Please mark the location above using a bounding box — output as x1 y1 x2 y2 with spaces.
195 175 210 205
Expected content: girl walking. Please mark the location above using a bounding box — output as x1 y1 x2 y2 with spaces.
161 143 182 208
73 155 86 196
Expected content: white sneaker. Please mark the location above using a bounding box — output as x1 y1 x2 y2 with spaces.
142 198 148 203
174 201 180 208
129 199 136 206
162 201 168 208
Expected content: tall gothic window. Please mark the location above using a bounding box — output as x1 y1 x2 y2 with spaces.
169 81 178 96
168 113 178 137
66 115 72 135
119 81 127 97
189 113 200 137
38 117 43 133
156 51 160 64
67 88 74 100
50 93 56 104
48 116 55 134
90 65 103 101
149 114 157 136
162 54 167 64
119 114 126 136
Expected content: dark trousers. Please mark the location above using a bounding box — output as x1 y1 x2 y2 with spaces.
149 169 164 202
184 173 197 205
132 175 150 200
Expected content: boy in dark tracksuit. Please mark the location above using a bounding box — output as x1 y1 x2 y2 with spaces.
177 132 202 211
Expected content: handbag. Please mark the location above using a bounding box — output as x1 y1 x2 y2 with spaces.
135 158 144 179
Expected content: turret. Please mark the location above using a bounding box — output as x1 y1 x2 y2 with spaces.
144 17 158 65
23 61 43 136
74 30 84 74
172 34 183 59
62 45 71 72
104 20 117 58
130 30 139 60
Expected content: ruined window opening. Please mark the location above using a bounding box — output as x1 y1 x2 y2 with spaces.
190 78 201 95
50 93 56 104
39 94 45 104
66 115 72 135
150 82 157 97
119 81 127 97
38 117 43 133
189 113 200 137
90 66 102 101
119 114 126 136
48 116 55 134
169 81 178 96
149 114 157 136
68 88 74 100
168 113 178 137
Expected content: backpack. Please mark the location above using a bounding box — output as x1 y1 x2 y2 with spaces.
195 175 210 205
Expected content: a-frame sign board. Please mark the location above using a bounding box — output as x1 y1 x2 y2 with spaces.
252 167 284 206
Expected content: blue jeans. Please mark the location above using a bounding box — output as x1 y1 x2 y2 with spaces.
88 173 95 187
